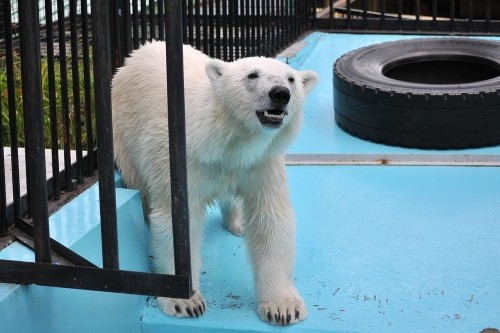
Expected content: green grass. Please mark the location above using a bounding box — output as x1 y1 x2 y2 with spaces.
1 51 95 150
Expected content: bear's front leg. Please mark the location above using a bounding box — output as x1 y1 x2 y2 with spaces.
241 158 306 326
148 205 206 318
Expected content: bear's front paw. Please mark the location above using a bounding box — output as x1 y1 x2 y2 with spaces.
157 291 206 318
258 296 307 326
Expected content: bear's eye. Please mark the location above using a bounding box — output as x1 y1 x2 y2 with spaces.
288 77 295 83
248 72 259 79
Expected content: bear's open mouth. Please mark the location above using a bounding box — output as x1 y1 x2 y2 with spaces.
256 110 288 128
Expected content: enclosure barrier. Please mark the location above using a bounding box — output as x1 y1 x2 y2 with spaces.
0 0 193 299
0 0 316 297
316 0 500 34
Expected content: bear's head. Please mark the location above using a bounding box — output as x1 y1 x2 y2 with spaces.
205 57 318 135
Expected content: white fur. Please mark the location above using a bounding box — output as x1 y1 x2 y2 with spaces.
112 41 318 326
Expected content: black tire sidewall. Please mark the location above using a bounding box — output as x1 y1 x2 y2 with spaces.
333 37 500 149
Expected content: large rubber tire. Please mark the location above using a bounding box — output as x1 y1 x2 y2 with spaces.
333 38 500 149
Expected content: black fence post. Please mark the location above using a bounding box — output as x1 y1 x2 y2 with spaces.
0 98 6 236
164 0 192 285
18 0 51 263
4 0 21 223
91 0 120 270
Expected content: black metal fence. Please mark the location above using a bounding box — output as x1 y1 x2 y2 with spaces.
0 0 315 298
316 0 500 34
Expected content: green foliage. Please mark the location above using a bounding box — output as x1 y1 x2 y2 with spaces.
0 50 95 149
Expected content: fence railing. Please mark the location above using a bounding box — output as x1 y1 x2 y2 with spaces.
316 0 500 34
0 0 316 298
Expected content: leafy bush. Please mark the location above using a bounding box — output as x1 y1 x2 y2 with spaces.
1 51 95 150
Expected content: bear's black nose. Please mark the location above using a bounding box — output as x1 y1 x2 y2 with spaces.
269 86 291 106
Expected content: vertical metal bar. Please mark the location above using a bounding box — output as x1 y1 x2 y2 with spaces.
0 98 6 236
362 0 368 29
309 0 316 32
265 0 271 56
4 0 21 221
288 0 293 45
111 0 122 70
275 0 280 53
122 0 133 55
215 0 221 58
132 0 140 49
415 0 421 31
164 0 192 283
222 0 227 59
70 0 84 184
235 0 241 59
57 0 73 193
250 0 257 56
346 0 351 29
450 0 455 31
158 0 165 40
245 0 251 57
284 0 288 47
18 0 51 264
187 0 194 46
281 0 286 48
380 0 386 30
432 0 437 31
0 16 6 234
329 0 334 29
202 0 209 54
485 0 491 32
228 0 234 60
294 0 301 39
44 0 61 199
209 0 215 58
81 0 95 175
141 0 147 44
398 0 403 31
467 0 473 31
182 0 187 43
195 0 201 50
91 0 119 270
149 0 156 40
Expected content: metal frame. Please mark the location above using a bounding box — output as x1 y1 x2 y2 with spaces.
0 0 192 299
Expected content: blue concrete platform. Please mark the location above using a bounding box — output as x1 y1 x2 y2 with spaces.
1 32 499 332
142 166 500 333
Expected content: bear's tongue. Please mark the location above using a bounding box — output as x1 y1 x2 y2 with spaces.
256 110 288 128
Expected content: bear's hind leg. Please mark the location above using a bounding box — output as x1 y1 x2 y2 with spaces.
149 207 206 318
220 197 244 236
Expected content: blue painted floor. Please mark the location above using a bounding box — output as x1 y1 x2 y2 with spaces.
142 32 500 332
1 32 500 332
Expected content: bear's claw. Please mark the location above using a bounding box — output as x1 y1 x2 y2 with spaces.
258 297 307 326
157 291 206 318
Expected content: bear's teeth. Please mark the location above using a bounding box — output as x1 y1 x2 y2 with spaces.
264 111 284 119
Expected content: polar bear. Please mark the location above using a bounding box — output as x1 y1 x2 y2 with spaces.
112 41 318 326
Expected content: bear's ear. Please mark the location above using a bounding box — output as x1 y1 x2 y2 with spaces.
300 70 319 95
206 59 226 85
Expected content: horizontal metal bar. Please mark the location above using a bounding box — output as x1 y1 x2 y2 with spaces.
0 259 191 299
285 154 500 167
9 227 79 267
14 220 97 268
